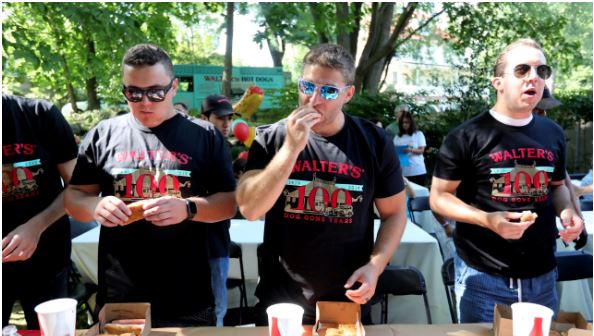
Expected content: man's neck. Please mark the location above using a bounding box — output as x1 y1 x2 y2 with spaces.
491 101 533 119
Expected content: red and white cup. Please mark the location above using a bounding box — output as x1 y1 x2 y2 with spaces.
266 303 304 336
511 302 553 336
34 298 77 336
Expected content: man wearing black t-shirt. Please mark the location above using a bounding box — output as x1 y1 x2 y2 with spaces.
2 94 78 329
64 44 237 327
236 44 408 324
430 38 584 322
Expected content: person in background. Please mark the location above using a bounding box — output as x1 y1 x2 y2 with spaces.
577 169 593 202
430 38 583 322
393 111 427 186
2 94 78 329
237 43 407 325
64 44 237 327
199 94 238 326
174 102 189 115
385 103 409 139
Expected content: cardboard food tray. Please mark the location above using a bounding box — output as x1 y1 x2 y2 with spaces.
493 304 592 336
84 303 151 336
313 301 365 336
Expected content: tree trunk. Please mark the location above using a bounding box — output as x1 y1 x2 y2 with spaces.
349 2 363 57
309 3 329 44
43 4 79 113
85 37 100 110
222 2 234 98
336 3 350 52
355 3 417 93
266 36 284 68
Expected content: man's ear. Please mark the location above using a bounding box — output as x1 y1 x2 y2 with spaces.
491 77 502 92
344 85 356 103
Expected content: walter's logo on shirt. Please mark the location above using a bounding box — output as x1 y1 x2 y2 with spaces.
281 173 363 224
112 167 191 201
2 160 43 201
115 150 192 165
489 152 554 204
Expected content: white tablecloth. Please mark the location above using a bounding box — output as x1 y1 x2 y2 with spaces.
71 219 451 323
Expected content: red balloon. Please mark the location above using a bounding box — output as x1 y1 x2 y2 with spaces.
238 151 249 160
233 122 250 142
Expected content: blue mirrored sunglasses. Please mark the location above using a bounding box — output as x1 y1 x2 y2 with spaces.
298 79 350 100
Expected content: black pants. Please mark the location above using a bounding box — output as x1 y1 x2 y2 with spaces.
406 174 426 187
3 266 69 329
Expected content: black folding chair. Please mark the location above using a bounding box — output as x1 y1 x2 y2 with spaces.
579 199 593 211
555 250 593 282
441 257 458 323
371 265 432 324
226 241 248 324
407 196 431 226
407 196 446 259
68 262 98 323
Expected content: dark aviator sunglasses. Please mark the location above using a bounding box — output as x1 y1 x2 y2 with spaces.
122 78 175 103
506 64 552 80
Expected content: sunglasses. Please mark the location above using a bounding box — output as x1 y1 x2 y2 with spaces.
298 79 350 100
122 78 175 103
505 64 552 80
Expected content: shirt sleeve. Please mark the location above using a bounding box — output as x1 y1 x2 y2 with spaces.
376 131 405 198
245 125 276 172
69 126 108 186
417 131 427 148
205 130 236 193
41 101 78 164
433 129 468 181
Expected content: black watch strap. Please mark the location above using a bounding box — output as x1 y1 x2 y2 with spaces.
185 199 197 220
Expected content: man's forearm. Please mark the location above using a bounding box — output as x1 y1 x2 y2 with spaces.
237 145 299 220
26 191 68 234
552 183 573 216
370 210 407 273
189 191 237 223
64 186 100 222
430 190 487 228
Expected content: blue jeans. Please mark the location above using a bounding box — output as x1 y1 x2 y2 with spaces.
209 257 229 327
454 255 558 323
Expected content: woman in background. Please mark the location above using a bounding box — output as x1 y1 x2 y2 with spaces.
393 110 427 186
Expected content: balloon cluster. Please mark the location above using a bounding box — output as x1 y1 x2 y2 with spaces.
231 118 256 147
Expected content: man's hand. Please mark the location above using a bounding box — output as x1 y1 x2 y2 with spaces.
285 104 321 153
485 211 535 240
2 222 43 263
94 196 130 227
344 262 382 305
559 208 584 243
143 196 187 226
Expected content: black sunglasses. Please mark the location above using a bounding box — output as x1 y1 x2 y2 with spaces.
506 64 552 80
122 78 175 103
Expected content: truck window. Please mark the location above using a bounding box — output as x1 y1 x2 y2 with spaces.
177 76 194 92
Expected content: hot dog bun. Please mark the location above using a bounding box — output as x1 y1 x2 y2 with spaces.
103 323 144 336
122 200 146 225
520 210 538 222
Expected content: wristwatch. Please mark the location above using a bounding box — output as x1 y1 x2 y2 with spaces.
185 199 197 221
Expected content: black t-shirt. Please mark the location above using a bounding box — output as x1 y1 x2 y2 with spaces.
2 94 77 277
70 113 235 318
434 111 566 278
246 114 404 319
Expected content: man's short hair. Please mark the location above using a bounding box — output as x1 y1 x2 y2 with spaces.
302 43 355 85
122 44 174 79
493 38 545 77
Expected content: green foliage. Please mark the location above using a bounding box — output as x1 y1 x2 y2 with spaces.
64 107 120 135
257 83 299 124
546 89 593 128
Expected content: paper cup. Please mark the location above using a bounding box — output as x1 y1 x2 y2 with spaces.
266 303 304 336
511 302 553 336
34 298 77 336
